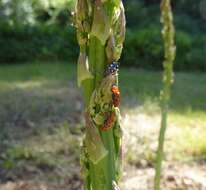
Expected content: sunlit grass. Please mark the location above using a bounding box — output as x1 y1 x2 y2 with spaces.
119 68 206 163
166 111 206 161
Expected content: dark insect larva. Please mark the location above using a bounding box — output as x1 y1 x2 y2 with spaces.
111 85 121 107
101 112 116 131
105 62 119 76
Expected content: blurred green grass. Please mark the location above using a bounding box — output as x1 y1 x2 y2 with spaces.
120 68 206 112
1 62 206 112
119 67 206 161
0 62 206 179
0 62 75 82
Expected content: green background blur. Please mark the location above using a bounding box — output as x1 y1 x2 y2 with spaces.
1 0 206 71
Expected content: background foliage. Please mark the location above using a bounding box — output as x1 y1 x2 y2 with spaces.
0 0 206 71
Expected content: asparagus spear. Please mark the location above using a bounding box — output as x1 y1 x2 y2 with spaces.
74 0 125 189
154 0 176 189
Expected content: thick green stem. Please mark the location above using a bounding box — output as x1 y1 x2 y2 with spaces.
87 35 116 190
75 1 125 189
154 0 176 189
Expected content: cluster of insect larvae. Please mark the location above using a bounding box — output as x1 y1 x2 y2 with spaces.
101 62 121 131
88 61 121 132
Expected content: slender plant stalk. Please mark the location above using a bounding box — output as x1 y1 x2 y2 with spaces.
154 0 176 190
74 0 126 189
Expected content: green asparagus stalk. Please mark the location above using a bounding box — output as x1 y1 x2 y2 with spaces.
74 0 126 189
154 0 176 190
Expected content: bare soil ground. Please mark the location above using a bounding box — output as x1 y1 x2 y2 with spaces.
1 163 206 190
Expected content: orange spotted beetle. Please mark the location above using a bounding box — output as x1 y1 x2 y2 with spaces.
100 85 120 131
111 85 121 107
101 112 116 131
